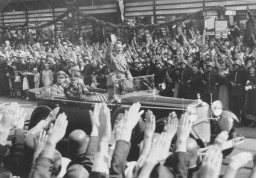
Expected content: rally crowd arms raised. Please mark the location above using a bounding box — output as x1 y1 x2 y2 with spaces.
0 1 256 178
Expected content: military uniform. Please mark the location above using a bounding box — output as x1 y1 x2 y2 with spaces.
201 70 228 104
178 68 194 99
228 68 246 119
51 83 68 98
64 83 93 101
105 43 133 99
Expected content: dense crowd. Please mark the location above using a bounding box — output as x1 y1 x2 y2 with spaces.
0 9 256 178
0 10 256 126
0 101 255 178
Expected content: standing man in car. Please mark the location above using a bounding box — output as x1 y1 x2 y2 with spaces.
105 34 133 99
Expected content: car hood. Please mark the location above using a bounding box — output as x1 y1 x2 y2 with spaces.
119 92 195 109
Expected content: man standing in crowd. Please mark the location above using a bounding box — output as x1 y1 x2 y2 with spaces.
228 60 247 122
0 54 10 96
193 62 228 104
105 34 133 99
178 60 194 99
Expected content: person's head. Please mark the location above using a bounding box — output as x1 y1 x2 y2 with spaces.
114 41 123 54
203 44 209 51
64 164 89 178
70 72 80 86
249 66 256 74
57 71 68 84
177 26 182 34
33 67 38 73
155 61 161 69
246 60 253 68
234 46 240 53
133 59 140 68
233 60 241 71
224 40 230 48
144 58 151 67
206 62 214 72
192 64 199 73
211 100 223 117
5 40 10 46
28 57 34 63
180 60 187 69
209 41 215 49
187 55 193 64
44 63 50 70
167 59 173 69
220 62 227 70
68 130 89 156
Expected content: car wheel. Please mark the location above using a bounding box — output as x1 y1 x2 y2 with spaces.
111 106 145 144
28 106 52 130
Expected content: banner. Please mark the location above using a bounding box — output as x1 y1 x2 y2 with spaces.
215 20 228 38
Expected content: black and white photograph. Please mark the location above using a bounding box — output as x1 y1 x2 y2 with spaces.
0 0 256 177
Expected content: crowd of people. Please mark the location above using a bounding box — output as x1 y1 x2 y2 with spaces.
0 10 256 126
0 101 255 178
0 7 256 178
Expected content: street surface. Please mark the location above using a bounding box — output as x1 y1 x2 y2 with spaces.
0 96 255 177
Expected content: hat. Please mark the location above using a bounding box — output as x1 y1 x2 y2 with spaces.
233 60 241 67
12 54 18 58
27 55 34 59
167 60 174 65
133 59 140 63
57 71 68 78
64 164 89 178
68 130 88 155
71 71 81 78
206 62 215 68
180 59 188 65
44 63 50 67
145 58 151 63
192 63 199 68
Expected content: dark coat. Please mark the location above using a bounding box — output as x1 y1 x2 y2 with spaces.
228 69 247 97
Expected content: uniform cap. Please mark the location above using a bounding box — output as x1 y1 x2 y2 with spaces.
233 60 241 67
206 62 215 68
180 59 188 65
57 71 68 78
167 60 174 65
68 130 88 155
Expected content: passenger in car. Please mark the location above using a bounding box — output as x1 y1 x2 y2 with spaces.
51 71 69 98
64 71 97 101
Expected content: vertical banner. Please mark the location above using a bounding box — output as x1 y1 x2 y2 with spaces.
116 0 124 22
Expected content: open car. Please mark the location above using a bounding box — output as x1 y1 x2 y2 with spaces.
28 75 241 157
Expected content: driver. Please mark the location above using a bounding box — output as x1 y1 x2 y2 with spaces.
64 72 96 101
51 71 69 98
210 100 237 142
105 35 133 99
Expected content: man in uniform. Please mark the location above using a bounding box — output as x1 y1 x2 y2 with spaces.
64 72 96 101
163 59 176 97
52 57 64 83
105 35 133 99
178 60 194 99
0 54 10 96
196 62 228 104
130 59 144 77
51 71 69 98
228 60 247 121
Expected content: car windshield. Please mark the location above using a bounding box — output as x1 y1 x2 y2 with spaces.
113 74 155 96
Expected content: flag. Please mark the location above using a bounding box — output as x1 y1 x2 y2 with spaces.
116 0 124 23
